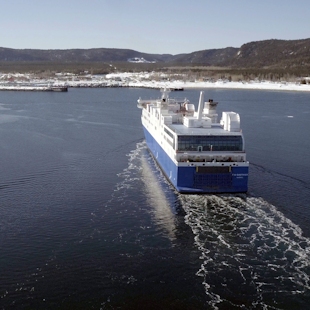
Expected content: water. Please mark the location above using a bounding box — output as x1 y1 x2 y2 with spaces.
0 88 309 309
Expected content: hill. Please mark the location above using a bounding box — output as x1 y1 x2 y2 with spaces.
226 38 310 68
0 38 310 75
0 47 175 63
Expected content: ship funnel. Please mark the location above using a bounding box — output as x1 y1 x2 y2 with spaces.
203 99 219 123
160 88 170 102
197 91 204 120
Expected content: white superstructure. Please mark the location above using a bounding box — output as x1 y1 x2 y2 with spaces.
137 89 249 193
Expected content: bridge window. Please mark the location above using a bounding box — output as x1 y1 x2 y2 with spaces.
177 135 243 152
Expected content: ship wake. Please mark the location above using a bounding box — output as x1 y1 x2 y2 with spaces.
179 194 310 309
115 142 310 309
113 141 177 240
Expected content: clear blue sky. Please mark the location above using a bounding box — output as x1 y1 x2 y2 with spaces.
2 0 309 54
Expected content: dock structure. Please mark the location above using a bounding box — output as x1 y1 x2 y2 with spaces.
0 84 68 92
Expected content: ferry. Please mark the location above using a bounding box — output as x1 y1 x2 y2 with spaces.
137 89 249 193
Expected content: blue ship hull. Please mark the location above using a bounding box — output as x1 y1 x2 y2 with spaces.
143 126 248 193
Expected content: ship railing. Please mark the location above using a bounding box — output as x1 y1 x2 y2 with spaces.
175 152 246 163
167 98 187 104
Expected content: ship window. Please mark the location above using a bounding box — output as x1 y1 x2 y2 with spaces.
177 135 243 152
164 127 174 139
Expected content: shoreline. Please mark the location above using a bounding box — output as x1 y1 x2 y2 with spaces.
1 72 310 92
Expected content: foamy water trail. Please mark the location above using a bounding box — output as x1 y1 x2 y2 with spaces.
114 141 147 192
112 141 177 240
180 194 310 309
114 142 310 308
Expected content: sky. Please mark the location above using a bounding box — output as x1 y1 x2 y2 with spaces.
2 0 310 55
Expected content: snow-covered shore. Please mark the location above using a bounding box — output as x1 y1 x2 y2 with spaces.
105 72 310 92
125 79 310 92
1 71 310 92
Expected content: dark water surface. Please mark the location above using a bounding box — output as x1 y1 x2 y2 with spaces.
0 88 309 309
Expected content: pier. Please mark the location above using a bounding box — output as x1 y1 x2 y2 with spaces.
0 84 68 92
